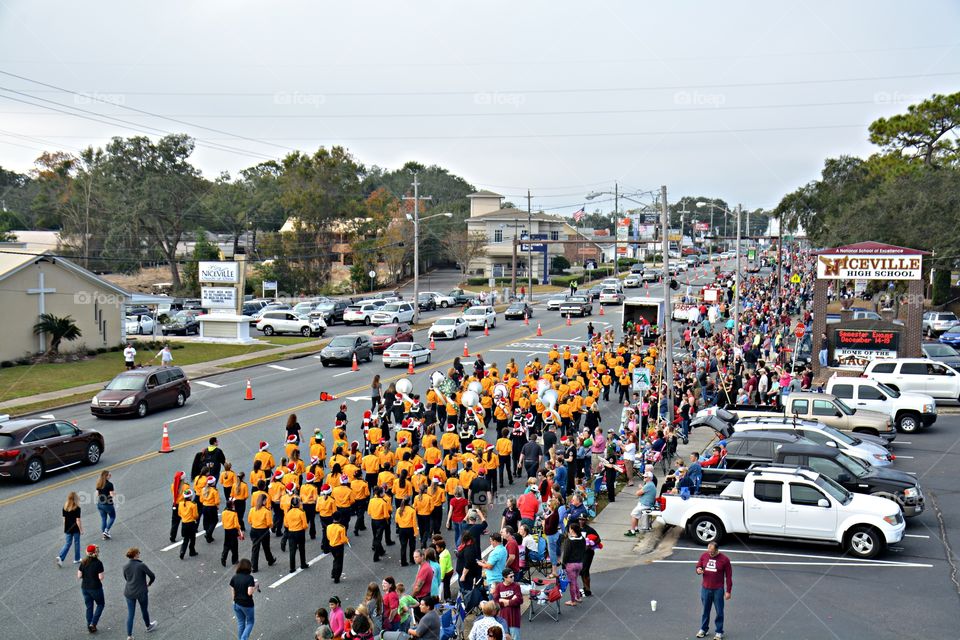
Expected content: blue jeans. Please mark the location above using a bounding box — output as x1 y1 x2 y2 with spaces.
818 348 828 367
700 587 725 634
234 603 255 640
510 627 522 640
452 520 464 547
126 593 150 636
546 532 561 567
82 587 104 626
59 532 81 562
97 503 116 533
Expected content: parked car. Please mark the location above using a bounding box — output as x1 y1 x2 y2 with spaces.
939 325 960 348
586 285 604 301
382 341 432 367
292 301 322 316
825 375 936 433
256 311 326 337
685 255 701 268
545 294 567 311
659 465 905 558
446 289 478 306
428 317 469 340
863 358 960 401
91 366 191 419
371 323 413 353
462 305 497 329
422 291 457 308
343 301 380 326
623 275 641 288
371 302 416 325
641 268 661 282
416 293 437 312
598 288 625 305
923 311 959 337
319 334 373 366
629 263 645 275
731 417 894 467
162 311 200 336
559 296 593 317
249 303 291 326
311 300 349 325
922 341 960 370
0 417 105 483
125 314 155 335
504 302 533 320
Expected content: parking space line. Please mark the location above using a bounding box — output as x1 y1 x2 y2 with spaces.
670 546 930 566
895 455 915 459
165 411 208 424
161 521 222 551
268 552 327 588
654 560 933 568
904 534 930 538
267 364 293 371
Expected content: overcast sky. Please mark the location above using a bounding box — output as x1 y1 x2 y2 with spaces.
0 0 958 214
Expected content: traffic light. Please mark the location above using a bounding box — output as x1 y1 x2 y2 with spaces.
669 279 679 290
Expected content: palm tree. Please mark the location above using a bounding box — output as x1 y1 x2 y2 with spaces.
32 313 82 354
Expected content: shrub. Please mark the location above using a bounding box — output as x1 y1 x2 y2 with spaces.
0 361 13 368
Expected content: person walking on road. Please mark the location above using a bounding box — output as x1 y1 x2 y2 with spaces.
326 512 348 584
77 543 105 633
178 489 199 559
230 558 258 640
200 475 221 543
57 491 83 567
371 374 383 413
95 470 117 540
123 342 136 370
284 496 309 574
169 471 187 543
221 498 242 567
695 541 733 640
122 547 158 637
247 494 277 573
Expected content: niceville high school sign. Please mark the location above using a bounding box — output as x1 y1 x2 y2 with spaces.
815 242 925 281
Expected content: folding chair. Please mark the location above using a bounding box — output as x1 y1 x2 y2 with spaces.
519 535 551 583
527 575 564 622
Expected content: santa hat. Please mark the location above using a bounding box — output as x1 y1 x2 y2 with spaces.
466 444 475 452
285 482 295 494
339 402 347 410
259 441 269 451
310 456 320 465
414 463 425 474
86 544 98 555
560 436 570 444
183 489 195 499
478 467 487 475
206 475 216 485
321 484 332 495
305 472 316 483
553 344 558 349
432 477 442 484
351 440 359 450
445 424 455 432
340 474 349 484
486 444 495 452
287 434 297 444
379 438 388 444
272 470 284 481
287 462 295 471
475 428 485 438
525 413 534 421
513 407 522 415
363 410 371 419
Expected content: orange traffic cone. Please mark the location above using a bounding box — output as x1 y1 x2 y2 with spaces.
524 313 529 326
244 379 254 401
536 323 542 336
429 336 436 350
484 322 490 337
158 423 173 453
599 305 605 316
351 353 359 371
320 392 334 401
408 357 415 375
463 342 469 357
566 315 572 326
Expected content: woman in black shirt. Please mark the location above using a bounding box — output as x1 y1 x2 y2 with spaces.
57 491 83 567
96 470 116 540
285 414 302 445
230 558 258 640
455 531 481 591
77 544 105 633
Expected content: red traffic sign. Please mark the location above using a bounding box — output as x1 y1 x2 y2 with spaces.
794 323 806 339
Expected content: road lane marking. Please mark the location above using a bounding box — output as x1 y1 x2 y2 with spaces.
313 356 324 360
333 371 355 377
0 317 580 508
194 381 223 389
895 455 914 459
165 411 208 424
654 560 932 568
268 552 328 588
267 364 293 371
904 534 930 538
162 521 222 551
670 546 926 565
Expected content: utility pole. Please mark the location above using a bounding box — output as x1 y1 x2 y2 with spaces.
527 189 533 295
777 213 784 300
511 218 518 297
613 182 619 276
660 185 673 424
404 172 431 324
734 204 742 343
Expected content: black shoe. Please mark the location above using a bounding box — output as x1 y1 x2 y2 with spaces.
220 557 226 567
401 562 408 567
268 559 277 567
334 578 340 584
169 538 177 544
88 624 97 633
280 545 286 552
584 590 593 597
386 541 396 546
252 568 259 573
189 551 199 557
301 565 309 570
179 553 185 560
373 556 381 562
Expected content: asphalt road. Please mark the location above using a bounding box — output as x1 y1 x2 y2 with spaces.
527 416 960 640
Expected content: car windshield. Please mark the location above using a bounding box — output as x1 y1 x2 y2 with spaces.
328 337 356 348
508 304 522 310
381 304 400 312
171 312 193 322
834 398 854 415
314 303 334 311
836 452 870 478
373 326 398 336
550 294 566 300
818 425 857 445
815 474 852 504
297 314 311 321
946 326 960 335
925 343 958 356
434 319 455 325
601 289 617 294
566 297 587 304
126 316 138 322
106 375 146 391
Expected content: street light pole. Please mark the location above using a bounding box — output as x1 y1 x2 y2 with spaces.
661 185 673 424
527 189 533 295
734 203 742 343
405 172 431 324
613 181 618 276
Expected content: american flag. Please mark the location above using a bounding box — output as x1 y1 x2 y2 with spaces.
572 206 585 223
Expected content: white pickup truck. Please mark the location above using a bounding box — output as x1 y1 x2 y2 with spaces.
825 375 936 434
659 466 905 559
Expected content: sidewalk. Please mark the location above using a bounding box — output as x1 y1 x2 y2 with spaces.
587 422 719 574
0 340 323 412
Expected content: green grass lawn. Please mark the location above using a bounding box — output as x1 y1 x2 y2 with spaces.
0 343 271 402
220 342 327 369
255 336 320 346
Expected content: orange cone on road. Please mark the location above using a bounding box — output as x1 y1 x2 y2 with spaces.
408 357 415 375
566 315 572 326
429 336 436 350
463 342 470 357
484 322 490 337
158 423 173 453
320 392 334 401
524 313 529 326
351 353 359 371
244 379 254 401
536 323 542 336
599 305 605 316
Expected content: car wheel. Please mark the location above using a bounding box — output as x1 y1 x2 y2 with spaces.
688 514 725 546
364 317 371 326
176 391 186 407
441 301 449 308
365 351 373 363
897 412 920 433
85 442 102 465
301 327 312 337
263 326 274 336
846 525 883 559
136 401 148 418
25 457 44 483
392 317 399 324
322 361 329 367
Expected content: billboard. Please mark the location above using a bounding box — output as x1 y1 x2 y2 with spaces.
833 329 900 370
201 286 237 309
635 224 656 239
198 261 239 284
816 254 922 281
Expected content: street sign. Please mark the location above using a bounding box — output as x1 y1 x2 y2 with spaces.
368 270 377 279
794 322 806 339
789 273 801 284
632 368 651 392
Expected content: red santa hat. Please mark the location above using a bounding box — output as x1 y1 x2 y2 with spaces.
363 410 371 419
206 475 216 485
432 477 442 484
414 463 425 474
321 484 332 495
272 470 284 480
286 434 297 444
445 424 456 432
285 482 295 494
310 456 320 465
287 462 295 471
305 472 316 483
466 444 475 452
486 444 495 452
259 441 269 451
478 467 487 475
351 440 359 450
475 428 485 438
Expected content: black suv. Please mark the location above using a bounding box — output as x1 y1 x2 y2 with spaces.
702 431 924 517
311 300 349 325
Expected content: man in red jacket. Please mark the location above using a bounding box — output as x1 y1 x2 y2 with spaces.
695 541 732 639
